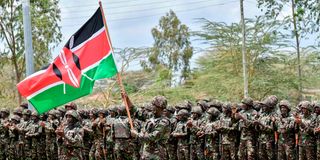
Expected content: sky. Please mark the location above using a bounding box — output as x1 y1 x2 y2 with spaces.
55 0 293 69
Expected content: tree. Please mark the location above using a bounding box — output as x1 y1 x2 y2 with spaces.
256 0 320 100
0 0 62 104
194 16 299 101
141 10 193 86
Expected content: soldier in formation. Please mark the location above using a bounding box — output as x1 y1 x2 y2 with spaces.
3 95 320 160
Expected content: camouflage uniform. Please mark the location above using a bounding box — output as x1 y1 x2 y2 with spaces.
172 109 190 160
202 107 220 160
314 102 320 159
57 110 84 160
113 105 141 160
0 109 10 160
132 96 171 160
256 99 276 160
91 109 108 159
25 111 43 160
275 100 296 160
164 106 178 160
219 103 238 160
44 110 60 160
295 101 316 160
236 97 257 160
17 109 32 159
80 110 94 160
8 115 21 160
187 106 205 160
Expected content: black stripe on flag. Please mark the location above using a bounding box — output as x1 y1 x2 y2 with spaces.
65 8 104 50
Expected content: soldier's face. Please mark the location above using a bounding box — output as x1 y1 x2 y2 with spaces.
280 107 288 116
23 115 29 121
302 107 309 115
66 115 75 124
315 107 320 114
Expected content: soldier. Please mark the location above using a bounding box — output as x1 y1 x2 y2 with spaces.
8 115 21 160
56 110 84 160
199 107 220 160
187 106 205 160
275 100 296 160
172 109 190 160
255 99 276 160
17 109 32 159
295 101 316 160
80 109 93 160
91 109 107 159
131 96 171 160
25 111 42 160
41 110 59 160
235 97 257 160
314 102 320 159
113 105 141 160
164 106 178 160
218 103 238 160
106 106 118 160
0 109 10 160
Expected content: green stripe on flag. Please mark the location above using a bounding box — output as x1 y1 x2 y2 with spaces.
29 55 118 114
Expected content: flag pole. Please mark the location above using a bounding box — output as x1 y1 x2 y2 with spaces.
98 1 134 130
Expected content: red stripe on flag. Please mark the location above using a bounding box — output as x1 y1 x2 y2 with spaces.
75 30 110 69
17 30 110 98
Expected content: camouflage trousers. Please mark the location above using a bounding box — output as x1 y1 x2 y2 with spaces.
190 142 204 160
0 139 8 160
258 141 275 160
61 147 83 160
8 140 19 160
90 140 105 160
114 139 139 160
238 139 255 160
299 145 315 160
204 143 219 160
46 138 58 160
278 142 295 160
167 141 177 160
317 140 320 160
221 143 237 160
177 144 189 160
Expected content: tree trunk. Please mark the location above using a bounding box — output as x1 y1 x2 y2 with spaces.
240 0 249 98
291 0 302 100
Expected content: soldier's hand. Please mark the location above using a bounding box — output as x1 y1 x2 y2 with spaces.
295 118 302 124
186 120 193 128
130 129 138 138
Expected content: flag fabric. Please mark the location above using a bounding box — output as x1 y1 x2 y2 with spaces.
17 8 118 114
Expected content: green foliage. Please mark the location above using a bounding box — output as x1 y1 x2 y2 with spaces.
141 10 193 85
0 0 61 105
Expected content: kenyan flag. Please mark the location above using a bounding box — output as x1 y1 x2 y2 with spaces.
17 7 118 114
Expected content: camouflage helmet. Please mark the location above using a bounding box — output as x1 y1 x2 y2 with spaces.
48 110 57 117
191 106 203 115
222 102 232 111
108 105 118 112
165 106 175 114
241 97 254 107
279 100 291 111
23 109 32 116
299 101 312 111
20 103 28 109
13 107 23 115
314 102 320 108
197 100 209 111
177 109 189 117
151 96 167 109
65 102 77 110
267 95 278 107
57 107 66 114
0 108 10 114
65 110 80 121
206 107 220 117
11 115 21 122
31 111 39 117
